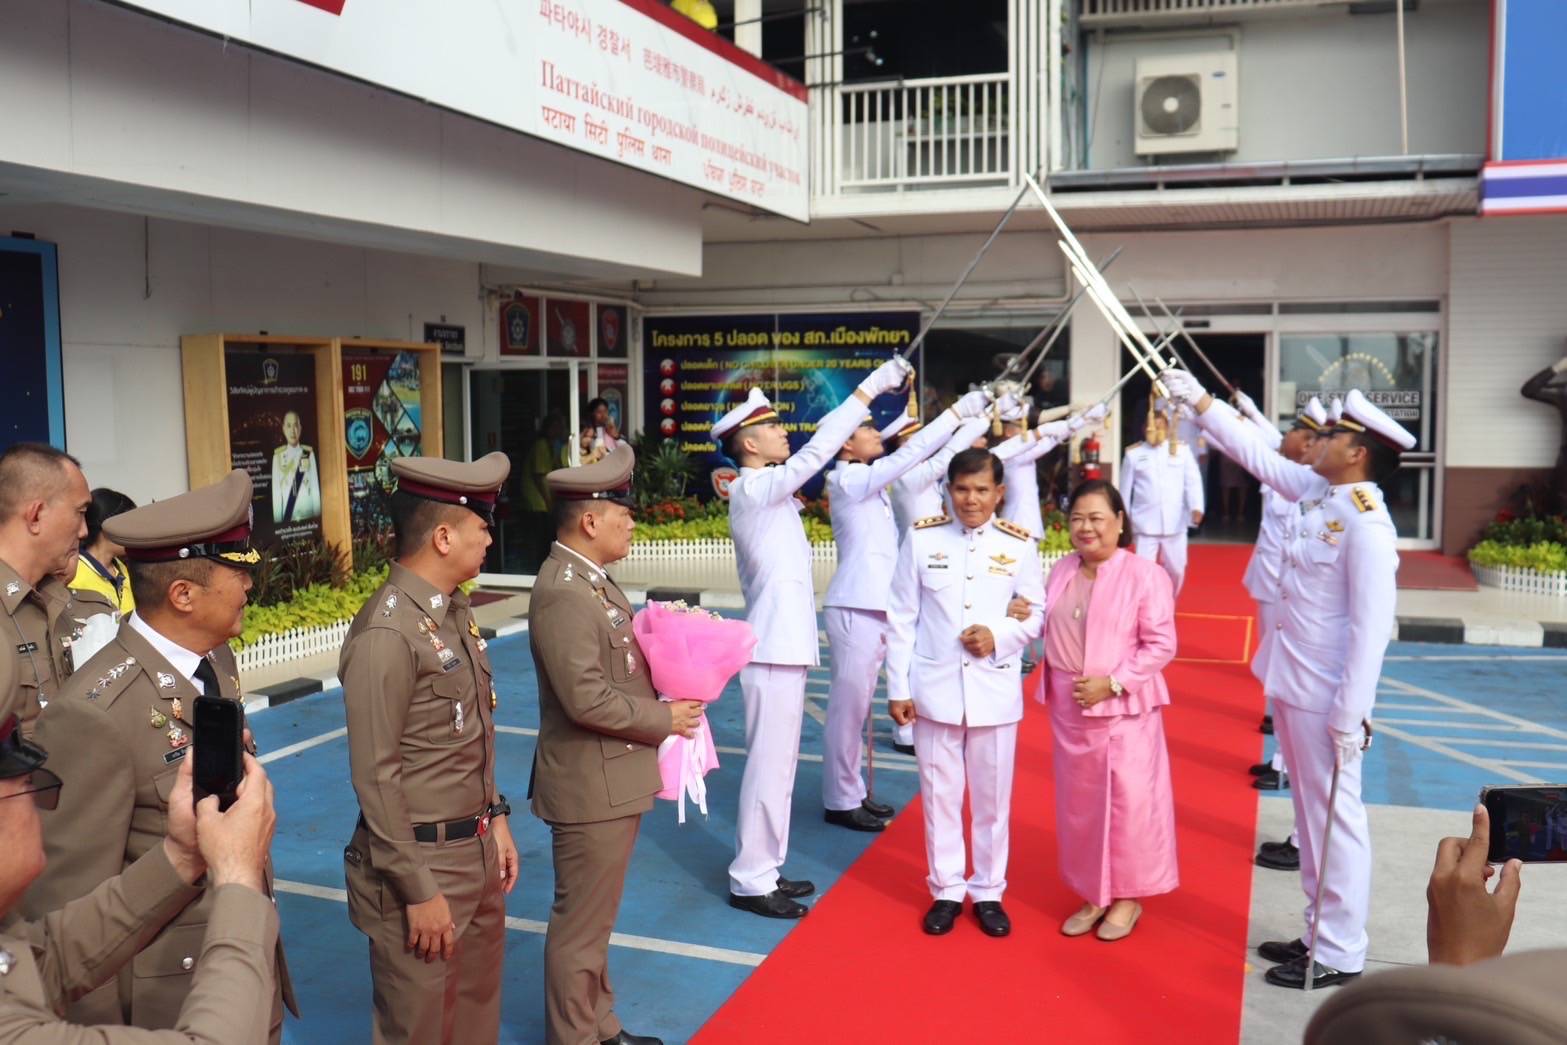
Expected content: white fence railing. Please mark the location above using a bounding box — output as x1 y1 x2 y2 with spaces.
234 620 352 675
831 73 1012 193
626 539 1067 574
1471 563 1567 599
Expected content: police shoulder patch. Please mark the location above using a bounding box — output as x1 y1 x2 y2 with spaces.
913 514 951 529
994 518 1034 542
1351 487 1378 514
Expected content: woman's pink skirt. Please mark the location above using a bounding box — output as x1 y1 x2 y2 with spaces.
1047 669 1179 908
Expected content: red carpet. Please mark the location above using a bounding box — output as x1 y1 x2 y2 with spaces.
1396 551 1478 592
694 545 1263 1045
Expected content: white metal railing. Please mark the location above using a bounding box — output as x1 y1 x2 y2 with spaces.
832 73 1013 192
233 620 352 674
1080 0 1344 25
1471 563 1567 600
624 538 1068 573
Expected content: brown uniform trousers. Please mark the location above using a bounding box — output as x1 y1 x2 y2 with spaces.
20 622 296 1039
0 846 278 1045
0 561 114 738
529 544 671 1045
340 564 505 1045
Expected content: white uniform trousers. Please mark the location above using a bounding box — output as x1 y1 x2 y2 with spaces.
1255 601 1290 782
729 662 809 897
1272 701 1370 972
822 607 889 811
913 718 1018 903
1134 533 1189 595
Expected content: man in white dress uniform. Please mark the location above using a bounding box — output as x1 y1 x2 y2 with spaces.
1120 402 1204 595
1163 371 1413 991
885 448 1044 939
713 357 913 919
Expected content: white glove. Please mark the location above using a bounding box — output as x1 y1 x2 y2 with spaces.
1553 355 1567 374
859 356 914 398
1232 389 1262 421
1159 368 1206 406
1036 420 1071 443
1331 727 1366 766
1066 401 1109 435
953 388 993 419
994 392 1025 421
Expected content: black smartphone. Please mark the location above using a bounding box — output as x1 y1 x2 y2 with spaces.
1480 785 1567 863
193 696 244 812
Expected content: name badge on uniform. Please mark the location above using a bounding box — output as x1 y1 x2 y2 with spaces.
441 656 465 673
14 642 36 655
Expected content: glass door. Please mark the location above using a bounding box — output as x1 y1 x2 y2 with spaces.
468 366 576 579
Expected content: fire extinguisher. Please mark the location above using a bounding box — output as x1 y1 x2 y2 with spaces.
1078 431 1102 483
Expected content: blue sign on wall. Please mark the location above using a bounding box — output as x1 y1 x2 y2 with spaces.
0 238 65 449
1482 0 1567 215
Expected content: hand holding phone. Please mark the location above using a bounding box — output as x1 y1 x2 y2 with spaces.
193 696 245 812
1480 784 1567 863
1427 803 1522 965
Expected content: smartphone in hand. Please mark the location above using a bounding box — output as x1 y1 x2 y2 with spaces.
193 696 245 812
1480 785 1567 863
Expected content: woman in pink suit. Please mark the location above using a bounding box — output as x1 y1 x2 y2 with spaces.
1042 479 1179 941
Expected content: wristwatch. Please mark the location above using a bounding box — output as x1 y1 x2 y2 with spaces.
1107 676 1124 697
489 796 511 818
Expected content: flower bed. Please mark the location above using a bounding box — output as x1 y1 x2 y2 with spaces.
1467 511 1567 598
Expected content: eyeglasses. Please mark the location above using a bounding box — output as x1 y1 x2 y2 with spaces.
3 768 62 810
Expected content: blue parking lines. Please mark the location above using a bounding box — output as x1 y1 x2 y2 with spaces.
247 622 917 1044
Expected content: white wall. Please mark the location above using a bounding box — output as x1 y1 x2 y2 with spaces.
0 0 704 281
1447 216 1567 470
0 202 497 505
1082 0 1487 169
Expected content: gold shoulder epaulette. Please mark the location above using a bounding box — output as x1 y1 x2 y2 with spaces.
1351 487 1378 514
994 518 1034 541
913 514 950 529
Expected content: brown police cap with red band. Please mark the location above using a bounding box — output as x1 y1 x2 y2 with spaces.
106 469 261 569
546 444 635 507
392 451 511 522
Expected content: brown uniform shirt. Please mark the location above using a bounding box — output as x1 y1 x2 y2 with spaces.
339 563 500 905
0 561 114 737
20 621 295 1028
528 544 669 825
0 845 277 1045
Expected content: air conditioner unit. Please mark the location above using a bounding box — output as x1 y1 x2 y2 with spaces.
1134 52 1239 157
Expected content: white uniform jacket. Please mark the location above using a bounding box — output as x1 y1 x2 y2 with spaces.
885 514 1045 728
1120 440 1204 538
889 418 990 533
993 429 1064 538
730 394 871 666
825 411 963 612
1196 404 1399 733
1204 403 1289 604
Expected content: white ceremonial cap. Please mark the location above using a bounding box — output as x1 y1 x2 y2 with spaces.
1335 388 1416 451
1295 396 1328 432
1328 396 1345 425
880 410 923 441
711 387 779 441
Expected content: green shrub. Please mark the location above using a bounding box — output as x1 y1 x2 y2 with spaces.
234 565 388 648
1468 539 1567 574
1480 515 1567 548
250 541 349 607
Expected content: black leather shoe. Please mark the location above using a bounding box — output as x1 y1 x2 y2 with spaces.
1249 761 1273 776
892 742 916 756
1257 937 1309 964
775 877 815 899
922 900 962 935
1259 715 1274 735
1264 955 1361 990
861 797 895 819
1256 840 1300 871
972 901 1011 937
824 806 886 832
729 890 808 919
601 1032 663 1045
1252 769 1289 791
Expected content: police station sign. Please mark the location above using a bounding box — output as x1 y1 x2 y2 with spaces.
113 0 810 221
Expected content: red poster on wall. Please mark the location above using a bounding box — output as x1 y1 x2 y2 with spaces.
499 293 540 356
598 305 628 358
343 350 424 539
547 298 591 357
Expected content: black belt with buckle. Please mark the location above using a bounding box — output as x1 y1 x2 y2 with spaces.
412 813 486 843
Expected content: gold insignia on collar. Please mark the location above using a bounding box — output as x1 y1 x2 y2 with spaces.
1326 519 1344 533
1351 487 1377 514
468 619 481 639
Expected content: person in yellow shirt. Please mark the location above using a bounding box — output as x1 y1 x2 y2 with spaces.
69 488 137 614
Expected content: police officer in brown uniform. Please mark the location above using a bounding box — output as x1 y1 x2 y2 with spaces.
0 711 287 1045
340 452 520 1045
0 443 110 737
20 468 296 1038
529 445 704 1045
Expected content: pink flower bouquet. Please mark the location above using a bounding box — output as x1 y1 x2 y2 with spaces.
632 600 757 823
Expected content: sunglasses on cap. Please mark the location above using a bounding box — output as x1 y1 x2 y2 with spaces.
3 767 62 810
